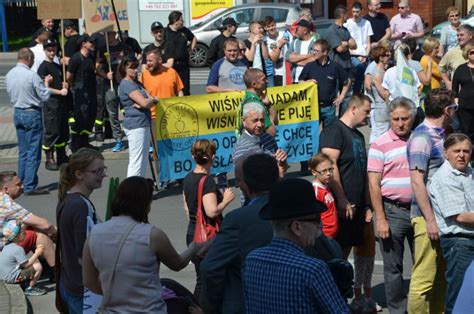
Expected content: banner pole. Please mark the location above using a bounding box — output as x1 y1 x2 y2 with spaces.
61 19 66 82
110 0 123 42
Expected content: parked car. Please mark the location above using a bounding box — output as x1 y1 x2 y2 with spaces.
188 3 333 67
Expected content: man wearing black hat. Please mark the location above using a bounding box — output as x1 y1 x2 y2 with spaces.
141 21 174 70
67 35 98 152
37 39 70 170
207 17 239 67
242 178 349 313
63 20 80 66
286 19 321 83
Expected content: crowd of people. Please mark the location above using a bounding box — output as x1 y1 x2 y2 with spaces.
1 1 474 313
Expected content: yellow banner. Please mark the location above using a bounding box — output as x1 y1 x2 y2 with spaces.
156 82 319 139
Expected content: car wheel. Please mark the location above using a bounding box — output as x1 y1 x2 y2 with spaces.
189 44 208 68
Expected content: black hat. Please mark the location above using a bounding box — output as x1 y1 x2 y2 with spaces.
63 20 75 28
296 19 312 29
43 39 57 49
259 178 327 220
222 17 239 27
151 21 164 31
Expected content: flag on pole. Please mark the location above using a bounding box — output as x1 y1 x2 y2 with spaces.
395 48 420 107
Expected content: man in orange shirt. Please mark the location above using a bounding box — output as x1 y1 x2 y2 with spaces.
142 48 184 188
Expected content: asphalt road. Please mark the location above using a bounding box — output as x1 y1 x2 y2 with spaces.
0 61 413 313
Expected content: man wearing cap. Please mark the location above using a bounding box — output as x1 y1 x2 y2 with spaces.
142 21 174 70
206 38 248 93
207 17 239 67
67 35 98 152
62 20 80 66
286 19 321 83
37 39 70 170
242 178 349 313
29 27 58 73
5 48 52 196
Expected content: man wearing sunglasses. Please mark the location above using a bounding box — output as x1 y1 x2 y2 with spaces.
389 0 424 48
406 88 457 312
242 178 349 313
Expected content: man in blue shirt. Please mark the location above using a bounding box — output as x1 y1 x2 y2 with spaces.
242 178 349 314
299 38 350 129
5 48 52 195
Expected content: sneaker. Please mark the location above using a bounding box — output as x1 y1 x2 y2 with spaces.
25 286 47 296
362 299 382 313
95 133 105 142
350 299 365 314
24 188 50 196
112 140 124 152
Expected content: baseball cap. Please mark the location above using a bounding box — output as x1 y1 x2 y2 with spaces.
259 179 327 220
222 17 239 27
297 19 312 29
43 39 57 49
151 21 164 31
2 219 21 243
63 20 75 29
77 34 94 45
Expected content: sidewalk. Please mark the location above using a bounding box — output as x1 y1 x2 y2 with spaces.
0 107 129 163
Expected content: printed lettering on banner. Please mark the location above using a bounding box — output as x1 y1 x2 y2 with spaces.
37 0 82 19
190 0 234 25
155 82 320 181
139 0 184 11
83 0 129 33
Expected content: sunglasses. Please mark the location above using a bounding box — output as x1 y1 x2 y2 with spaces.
469 51 474 55
449 14 460 18
398 6 406 9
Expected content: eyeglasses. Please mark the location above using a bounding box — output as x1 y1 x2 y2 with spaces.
446 103 459 111
449 14 460 18
86 166 107 176
398 6 406 9
315 167 334 175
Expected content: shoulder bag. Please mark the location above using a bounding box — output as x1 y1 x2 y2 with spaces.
193 175 221 243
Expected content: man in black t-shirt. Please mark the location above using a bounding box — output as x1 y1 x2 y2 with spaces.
67 35 98 152
63 20 80 66
141 21 174 70
207 17 238 67
319 93 371 253
38 39 70 169
95 31 128 151
122 31 142 59
364 0 392 49
166 11 196 95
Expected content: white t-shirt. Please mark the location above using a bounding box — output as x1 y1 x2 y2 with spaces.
344 18 373 56
294 39 312 83
265 32 287 77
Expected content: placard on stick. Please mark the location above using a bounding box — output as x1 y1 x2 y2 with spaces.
37 0 82 19
83 0 129 33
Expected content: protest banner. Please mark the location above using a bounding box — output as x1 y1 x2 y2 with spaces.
83 0 129 33
37 0 82 19
190 0 234 25
156 82 320 181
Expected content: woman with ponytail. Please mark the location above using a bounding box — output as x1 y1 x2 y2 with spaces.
182 139 234 299
56 148 105 313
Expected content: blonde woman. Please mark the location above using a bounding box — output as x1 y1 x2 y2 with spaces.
56 148 106 313
420 37 442 91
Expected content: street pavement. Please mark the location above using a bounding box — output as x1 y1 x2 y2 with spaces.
0 53 413 313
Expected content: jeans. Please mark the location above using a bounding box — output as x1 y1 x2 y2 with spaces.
125 126 150 177
378 202 414 314
440 236 474 314
59 280 83 314
320 105 336 129
351 57 367 94
407 217 446 313
13 108 43 192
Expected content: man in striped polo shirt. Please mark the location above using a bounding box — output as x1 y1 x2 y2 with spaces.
406 88 457 313
367 97 416 313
